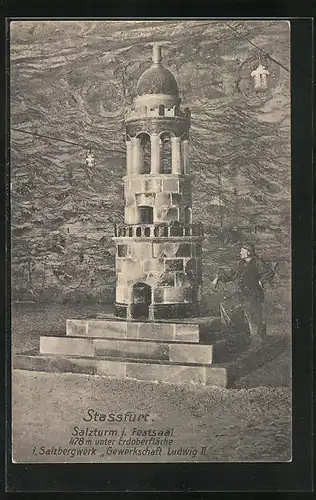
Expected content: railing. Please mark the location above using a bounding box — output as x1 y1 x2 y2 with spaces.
125 105 190 121
114 222 203 238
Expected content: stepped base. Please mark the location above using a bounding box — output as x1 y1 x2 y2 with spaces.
65 316 221 343
39 333 248 364
14 340 288 389
15 351 230 387
14 317 288 388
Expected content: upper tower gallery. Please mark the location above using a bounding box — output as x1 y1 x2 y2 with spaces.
124 44 191 178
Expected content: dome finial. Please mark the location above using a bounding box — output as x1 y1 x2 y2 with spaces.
152 44 162 65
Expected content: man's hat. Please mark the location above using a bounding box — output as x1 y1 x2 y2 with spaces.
240 242 255 255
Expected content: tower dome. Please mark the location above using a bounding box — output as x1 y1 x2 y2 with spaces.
136 66 179 96
136 45 179 97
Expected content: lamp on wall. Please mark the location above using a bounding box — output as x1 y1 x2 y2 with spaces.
85 148 95 167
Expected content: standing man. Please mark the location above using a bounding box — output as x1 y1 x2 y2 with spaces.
212 243 275 348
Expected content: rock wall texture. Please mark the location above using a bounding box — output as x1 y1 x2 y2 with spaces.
10 20 290 307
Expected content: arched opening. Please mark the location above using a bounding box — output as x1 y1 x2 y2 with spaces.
138 206 153 224
138 133 151 174
132 282 151 319
160 132 173 174
159 104 165 116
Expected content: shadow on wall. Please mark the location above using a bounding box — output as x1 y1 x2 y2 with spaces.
11 285 116 305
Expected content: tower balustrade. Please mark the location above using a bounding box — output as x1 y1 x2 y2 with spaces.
114 222 203 238
125 104 190 121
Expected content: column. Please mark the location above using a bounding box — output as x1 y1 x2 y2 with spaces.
150 133 161 174
149 304 155 321
131 137 143 174
171 136 182 174
126 141 132 175
182 139 189 174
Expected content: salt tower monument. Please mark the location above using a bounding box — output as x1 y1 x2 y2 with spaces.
114 44 203 321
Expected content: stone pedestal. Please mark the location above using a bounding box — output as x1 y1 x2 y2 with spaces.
13 316 287 388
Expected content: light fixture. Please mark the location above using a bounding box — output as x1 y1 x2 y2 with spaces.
85 148 95 167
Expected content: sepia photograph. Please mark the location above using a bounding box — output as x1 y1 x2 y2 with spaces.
10 19 291 463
